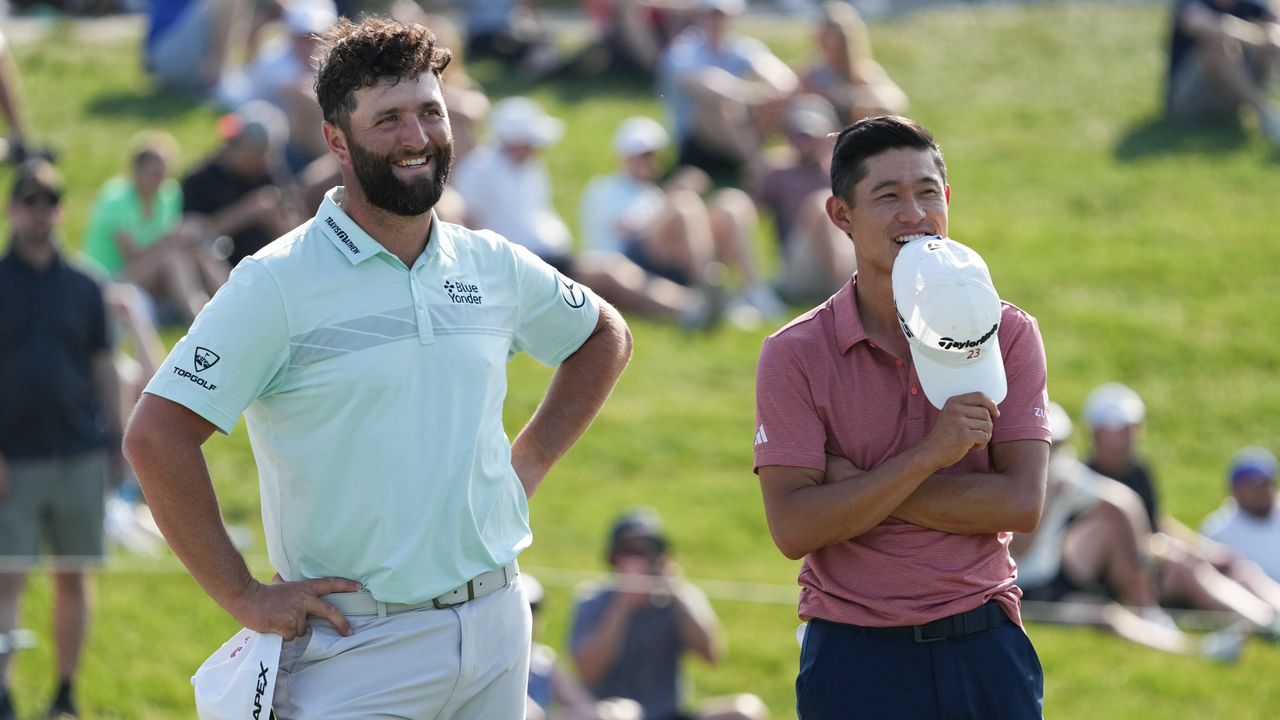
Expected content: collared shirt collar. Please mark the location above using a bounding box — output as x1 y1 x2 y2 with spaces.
316 187 455 265
833 274 871 354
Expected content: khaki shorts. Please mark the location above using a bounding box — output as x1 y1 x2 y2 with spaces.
0 451 107 568
273 576 532 719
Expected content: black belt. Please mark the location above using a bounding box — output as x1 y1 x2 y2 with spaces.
849 602 1008 644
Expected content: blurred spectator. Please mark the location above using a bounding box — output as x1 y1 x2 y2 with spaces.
581 115 781 326
1084 382 1280 633
0 29 30 165
458 0 563 78
657 0 798 183
524 573 644 720
144 0 251 94
1165 0 1280 142
748 94 854 306
1202 447 1280 581
570 509 768 720
0 160 122 720
83 130 227 325
799 2 907 126
1013 403 1244 661
455 100 723 329
577 0 696 78
180 100 306 267
216 0 340 170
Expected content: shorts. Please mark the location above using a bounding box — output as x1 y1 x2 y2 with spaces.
0 451 107 568
624 240 692 287
147 0 212 92
677 137 743 187
1018 565 1093 603
273 576 532 719
796 604 1043 719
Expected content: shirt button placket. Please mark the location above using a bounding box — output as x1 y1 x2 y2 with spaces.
411 274 434 345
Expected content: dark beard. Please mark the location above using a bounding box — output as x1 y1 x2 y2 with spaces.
349 136 453 217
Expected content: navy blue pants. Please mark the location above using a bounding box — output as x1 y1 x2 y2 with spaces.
796 607 1043 719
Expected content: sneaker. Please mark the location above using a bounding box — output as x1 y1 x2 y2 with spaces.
46 681 77 719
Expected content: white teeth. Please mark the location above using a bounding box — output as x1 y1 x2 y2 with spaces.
396 157 427 168
894 233 930 245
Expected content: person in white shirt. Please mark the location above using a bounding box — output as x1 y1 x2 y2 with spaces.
1202 447 1280 581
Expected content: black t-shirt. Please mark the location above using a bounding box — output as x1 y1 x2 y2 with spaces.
1089 457 1161 531
0 249 112 459
181 159 275 267
1167 0 1273 104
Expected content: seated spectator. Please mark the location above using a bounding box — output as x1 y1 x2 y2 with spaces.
216 0 339 170
144 0 250 95
800 2 908 126
83 130 227 325
1202 447 1280 581
0 28 31 165
1084 382 1280 634
523 573 643 720
180 100 305 267
460 0 563 78
570 509 768 720
1013 403 1243 660
582 115 782 325
1166 0 1280 142
577 0 695 79
748 94 854 306
658 0 797 183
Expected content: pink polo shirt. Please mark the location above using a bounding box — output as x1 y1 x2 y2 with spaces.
754 277 1050 628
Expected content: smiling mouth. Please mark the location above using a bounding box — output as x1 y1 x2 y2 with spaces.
893 232 934 246
394 155 430 169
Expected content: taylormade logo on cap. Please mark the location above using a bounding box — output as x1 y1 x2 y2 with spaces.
892 236 1007 410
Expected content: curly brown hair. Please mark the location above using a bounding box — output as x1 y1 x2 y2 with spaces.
314 17 453 132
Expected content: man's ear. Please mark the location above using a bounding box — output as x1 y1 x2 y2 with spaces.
825 194 854 236
323 121 349 165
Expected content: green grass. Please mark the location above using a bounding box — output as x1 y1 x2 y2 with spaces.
6 4 1280 718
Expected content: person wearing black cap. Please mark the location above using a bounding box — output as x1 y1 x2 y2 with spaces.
0 160 123 720
569 509 766 720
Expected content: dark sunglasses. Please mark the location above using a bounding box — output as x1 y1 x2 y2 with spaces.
18 192 61 208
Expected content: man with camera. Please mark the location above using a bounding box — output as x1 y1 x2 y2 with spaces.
569 509 766 720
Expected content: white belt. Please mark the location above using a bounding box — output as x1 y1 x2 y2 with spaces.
323 562 518 617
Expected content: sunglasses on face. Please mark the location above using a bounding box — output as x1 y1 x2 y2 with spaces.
18 193 61 209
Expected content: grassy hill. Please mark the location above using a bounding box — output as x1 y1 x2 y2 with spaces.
5 3 1280 718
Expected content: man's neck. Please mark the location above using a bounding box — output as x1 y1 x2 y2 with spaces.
340 189 433 268
854 272 909 359
13 235 57 271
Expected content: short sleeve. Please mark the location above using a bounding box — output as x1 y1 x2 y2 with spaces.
143 258 289 434
510 243 600 366
992 307 1051 445
568 589 610 655
753 335 828 472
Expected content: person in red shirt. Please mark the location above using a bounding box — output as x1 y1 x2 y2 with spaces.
754 115 1050 718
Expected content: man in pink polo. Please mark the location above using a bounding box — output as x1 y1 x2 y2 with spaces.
754 115 1050 719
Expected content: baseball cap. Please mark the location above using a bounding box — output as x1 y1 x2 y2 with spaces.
10 158 64 203
696 0 746 15
488 96 564 148
607 508 669 564
283 0 338 36
785 94 838 138
1047 401 1073 444
613 116 669 157
892 236 1006 409
1082 382 1145 430
192 628 283 720
1228 446 1277 486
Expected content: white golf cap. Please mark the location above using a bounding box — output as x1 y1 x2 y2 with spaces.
192 628 283 720
613 116 669 157
488 96 564 148
1082 382 1145 429
892 236 1006 409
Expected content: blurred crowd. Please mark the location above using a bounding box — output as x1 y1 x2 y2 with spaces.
1 0 1279 717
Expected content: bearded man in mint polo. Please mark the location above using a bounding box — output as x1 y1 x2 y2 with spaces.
124 17 632 719
754 115 1050 719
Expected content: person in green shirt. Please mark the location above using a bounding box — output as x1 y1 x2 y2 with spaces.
83 130 226 324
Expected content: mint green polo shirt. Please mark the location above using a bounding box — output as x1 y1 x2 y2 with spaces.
144 187 600 603
82 176 183 277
